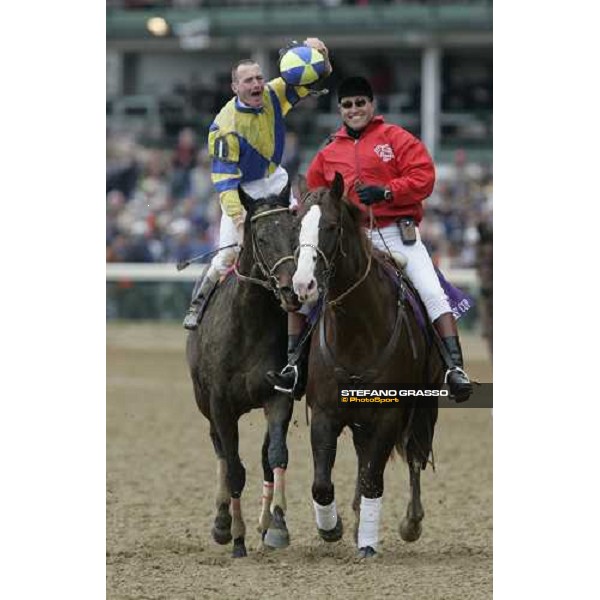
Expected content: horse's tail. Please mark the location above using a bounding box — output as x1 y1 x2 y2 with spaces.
395 399 438 470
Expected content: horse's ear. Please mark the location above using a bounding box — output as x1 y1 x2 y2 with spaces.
280 178 291 206
238 185 252 211
331 172 345 202
297 174 309 199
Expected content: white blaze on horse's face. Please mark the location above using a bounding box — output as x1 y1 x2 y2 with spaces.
293 205 321 304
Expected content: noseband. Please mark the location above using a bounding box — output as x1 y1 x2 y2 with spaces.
234 206 296 299
293 243 330 272
299 196 373 308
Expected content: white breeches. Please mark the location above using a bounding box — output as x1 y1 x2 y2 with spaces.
210 211 240 276
210 166 295 277
367 223 451 322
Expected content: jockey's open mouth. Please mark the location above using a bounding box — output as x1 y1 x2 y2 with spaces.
244 89 263 109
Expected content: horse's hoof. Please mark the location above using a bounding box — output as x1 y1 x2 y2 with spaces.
318 515 344 542
212 505 232 544
232 536 247 558
263 527 290 549
256 516 272 536
399 518 422 542
212 526 232 545
357 546 377 559
263 506 290 549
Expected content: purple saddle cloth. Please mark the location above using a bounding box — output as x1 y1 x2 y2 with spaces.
403 266 475 332
307 260 475 337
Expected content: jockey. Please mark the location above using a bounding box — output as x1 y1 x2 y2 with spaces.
183 38 332 331
302 76 472 402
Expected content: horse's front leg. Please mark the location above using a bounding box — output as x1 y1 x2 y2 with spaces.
311 410 344 542
209 426 232 546
355 420 397 558
213 416 247 558
399 460 425 542
262 395 293 549
257 429 274 539
350 422 373 545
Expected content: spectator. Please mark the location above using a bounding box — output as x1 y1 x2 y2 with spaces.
170 128 198 200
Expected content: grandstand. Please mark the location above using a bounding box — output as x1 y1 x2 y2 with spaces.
106 0 492 320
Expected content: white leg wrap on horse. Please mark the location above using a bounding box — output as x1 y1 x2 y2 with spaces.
230 497 246 540
271 467 287 513
313 499 338 531
215 459 229 507
258 481 274 530
358 496 383 550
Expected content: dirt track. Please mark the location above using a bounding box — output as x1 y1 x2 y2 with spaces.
107 323 492 599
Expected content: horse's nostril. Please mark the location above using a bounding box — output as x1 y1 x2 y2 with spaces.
308 279 316 291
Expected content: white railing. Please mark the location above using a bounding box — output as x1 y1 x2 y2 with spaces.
106 263 477 287
106 262 206 282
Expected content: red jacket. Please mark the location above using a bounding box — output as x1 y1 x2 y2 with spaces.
306 116 435 226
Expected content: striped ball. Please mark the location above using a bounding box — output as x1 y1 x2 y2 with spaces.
279 45 326 86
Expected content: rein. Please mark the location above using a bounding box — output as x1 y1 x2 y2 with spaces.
307 205 415 384
326 208 374 308
234 207 296 296
318 285 414 385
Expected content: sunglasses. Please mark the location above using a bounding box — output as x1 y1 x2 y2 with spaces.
340 98 369 109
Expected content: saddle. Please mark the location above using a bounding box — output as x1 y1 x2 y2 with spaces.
373 249 429 338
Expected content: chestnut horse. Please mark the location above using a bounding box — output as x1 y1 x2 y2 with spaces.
293 174 444 558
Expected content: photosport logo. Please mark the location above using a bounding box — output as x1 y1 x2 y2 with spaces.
338 383 493 408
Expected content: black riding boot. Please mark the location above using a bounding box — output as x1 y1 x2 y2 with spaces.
182 273 218 331
442 336 472 403
266 334 309 400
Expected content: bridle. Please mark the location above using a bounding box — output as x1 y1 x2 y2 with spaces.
299 193 413 386
298 193 373 308
234 206 296 300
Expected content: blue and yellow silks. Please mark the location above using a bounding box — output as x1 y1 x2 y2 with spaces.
208 78 310 218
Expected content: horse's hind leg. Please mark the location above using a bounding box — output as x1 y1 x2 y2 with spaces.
257 429 274 539
210 427 232 546
311 411 344 542
399 460 425 542
399 401 435 542
262 396 293 549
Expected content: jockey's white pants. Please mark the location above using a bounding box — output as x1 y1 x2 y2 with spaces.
210 166 294 277
366 223 451 322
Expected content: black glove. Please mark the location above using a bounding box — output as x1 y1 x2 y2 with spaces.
356 185 388 206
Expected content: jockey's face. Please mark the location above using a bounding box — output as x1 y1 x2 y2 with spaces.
339 96 375 131
232 63 265 109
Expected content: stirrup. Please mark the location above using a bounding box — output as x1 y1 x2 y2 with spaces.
444 366 469 384
273 364 298 395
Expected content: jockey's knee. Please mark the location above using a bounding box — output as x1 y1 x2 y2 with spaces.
422 294 451 323
213 246 239 277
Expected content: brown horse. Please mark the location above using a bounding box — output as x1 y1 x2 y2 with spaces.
293 174 444 558
186 184 301 558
